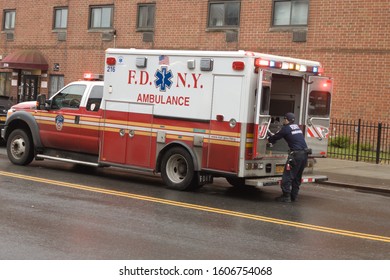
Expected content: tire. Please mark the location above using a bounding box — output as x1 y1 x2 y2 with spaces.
161 147 198 191
7 129 34 165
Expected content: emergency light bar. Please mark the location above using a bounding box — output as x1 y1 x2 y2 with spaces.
254 58 322 74
83 73 103 81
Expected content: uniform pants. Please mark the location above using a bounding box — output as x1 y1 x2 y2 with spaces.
281 151 308 199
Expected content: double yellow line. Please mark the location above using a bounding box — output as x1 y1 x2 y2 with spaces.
1 170 389 243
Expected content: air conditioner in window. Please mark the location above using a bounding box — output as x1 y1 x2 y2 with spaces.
6 32 14 41
292 31 307 42
142 32 154 43
101 32 114 41
57 32 67 41
226 31 238 43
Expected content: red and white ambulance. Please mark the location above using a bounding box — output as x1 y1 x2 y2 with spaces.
2 48 332 190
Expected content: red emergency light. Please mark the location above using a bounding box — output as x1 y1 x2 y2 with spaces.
322 80 332 88
232 61 245 71
106 57 116 65
83 72 94 80
254 58 270 67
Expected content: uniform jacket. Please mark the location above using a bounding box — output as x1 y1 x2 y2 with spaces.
268 123 308 151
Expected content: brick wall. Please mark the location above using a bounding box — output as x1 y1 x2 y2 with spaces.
0 0 389 122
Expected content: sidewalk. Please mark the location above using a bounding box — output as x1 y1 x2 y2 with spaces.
313 157 390 193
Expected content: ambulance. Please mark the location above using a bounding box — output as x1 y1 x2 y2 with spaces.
2 48 332 191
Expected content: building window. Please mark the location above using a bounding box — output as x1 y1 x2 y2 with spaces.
208 1 240 28
272 0 308 26
0 72 11 97
137 4 156 31
54 7 68 29
3 10 16 30
89 5 114 29
49 75 64 97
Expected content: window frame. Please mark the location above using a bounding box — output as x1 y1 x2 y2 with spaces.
53 7 68 30
3 9 16 31
207 1 241 30
137 3 156 31
271 0 309 28
88 5 114 30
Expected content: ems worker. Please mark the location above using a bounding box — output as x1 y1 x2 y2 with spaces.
268 112 309 202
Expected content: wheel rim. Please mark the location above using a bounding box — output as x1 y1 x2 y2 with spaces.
166 154 188 183
11 137 26 159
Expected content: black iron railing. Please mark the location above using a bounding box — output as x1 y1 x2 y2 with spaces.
328 119 390 164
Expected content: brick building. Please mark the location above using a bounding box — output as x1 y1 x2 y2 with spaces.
0 0 389 122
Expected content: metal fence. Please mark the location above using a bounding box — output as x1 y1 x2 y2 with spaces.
328 119 390 164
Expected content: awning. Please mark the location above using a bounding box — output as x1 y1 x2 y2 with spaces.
0 50 48 70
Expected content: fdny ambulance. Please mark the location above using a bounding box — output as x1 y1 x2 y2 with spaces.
2 48 332 191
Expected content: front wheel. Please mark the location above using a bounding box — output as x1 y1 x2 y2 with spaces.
7 129 34 165
161 147 198 191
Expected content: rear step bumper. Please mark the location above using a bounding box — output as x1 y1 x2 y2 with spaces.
245 175 328 187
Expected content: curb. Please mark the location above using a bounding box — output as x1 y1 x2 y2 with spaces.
317 180 390 194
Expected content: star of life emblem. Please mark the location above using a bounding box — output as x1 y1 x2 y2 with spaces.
154 67 173 92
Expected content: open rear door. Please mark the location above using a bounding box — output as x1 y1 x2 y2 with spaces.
252 70 272 159
304 76 333 157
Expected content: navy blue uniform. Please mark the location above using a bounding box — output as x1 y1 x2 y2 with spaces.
268 123 307 151
268 123 308 201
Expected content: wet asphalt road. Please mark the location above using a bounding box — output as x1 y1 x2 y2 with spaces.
0 148 389 260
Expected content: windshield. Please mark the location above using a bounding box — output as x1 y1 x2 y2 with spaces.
51 84 86 109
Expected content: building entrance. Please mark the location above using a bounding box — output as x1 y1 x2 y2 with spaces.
19 75 39 102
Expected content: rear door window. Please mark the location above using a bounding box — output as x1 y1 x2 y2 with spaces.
308 91 331 117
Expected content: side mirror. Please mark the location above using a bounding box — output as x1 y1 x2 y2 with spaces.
36 94 47 110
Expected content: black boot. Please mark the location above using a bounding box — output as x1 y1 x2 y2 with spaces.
275 193 291 203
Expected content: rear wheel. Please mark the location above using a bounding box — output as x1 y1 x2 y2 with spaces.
7 129 34 165
161 147 198 191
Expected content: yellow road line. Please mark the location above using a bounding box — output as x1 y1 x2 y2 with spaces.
1 170 389 243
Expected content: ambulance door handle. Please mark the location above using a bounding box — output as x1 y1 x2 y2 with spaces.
119 129 126 137
308 117 323 141
129 129 135 138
